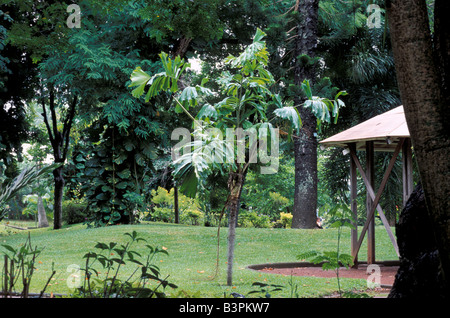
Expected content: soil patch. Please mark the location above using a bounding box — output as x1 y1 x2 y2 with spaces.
248 261 399 286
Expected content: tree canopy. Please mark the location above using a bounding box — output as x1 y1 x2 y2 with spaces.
1 0 447 296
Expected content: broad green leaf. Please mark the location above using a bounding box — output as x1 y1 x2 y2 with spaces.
301 79 313 100
141 142 158 160
129 67 151 98
196 85 213 96
329 220 343 228
95 242 109 250
116 169 131 179
175 103 184 114
124 139 135 152
115 181 129 189
101 185 113 192
201 77 209 86
273 106 302 134
304 98 331 123
95 193 109 201
253 28 266 42
1 244 16 254
178 168 198 198
196 103 218 120
179 86 198 106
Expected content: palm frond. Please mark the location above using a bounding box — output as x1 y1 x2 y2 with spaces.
0 163 61 221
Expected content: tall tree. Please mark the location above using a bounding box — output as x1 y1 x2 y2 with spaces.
386 0 450 296
39 86 77 229
2 1 73 229
291 0 320 228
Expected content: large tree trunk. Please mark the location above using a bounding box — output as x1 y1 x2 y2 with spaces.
292 0 319 229
386 0 450 296
389 183 447 298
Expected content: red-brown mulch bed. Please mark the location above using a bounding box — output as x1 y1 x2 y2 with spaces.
248 262 399 287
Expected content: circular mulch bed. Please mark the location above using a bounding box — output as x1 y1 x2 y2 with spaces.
248 262 399 287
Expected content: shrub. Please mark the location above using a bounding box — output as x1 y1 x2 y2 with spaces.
150 187 203 225
62 199 88 225
152 207 173 223
1 233 55 297
1 231 176 298
280 212 293 228
181 208 204 225
239 210 271 228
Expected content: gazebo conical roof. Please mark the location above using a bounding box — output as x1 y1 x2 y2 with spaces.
319 105 414 267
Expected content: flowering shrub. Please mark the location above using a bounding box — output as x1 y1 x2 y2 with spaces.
278 212 293 228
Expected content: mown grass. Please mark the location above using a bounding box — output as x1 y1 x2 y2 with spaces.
0 221 398 298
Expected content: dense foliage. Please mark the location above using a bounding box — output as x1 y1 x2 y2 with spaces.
1 0 406 230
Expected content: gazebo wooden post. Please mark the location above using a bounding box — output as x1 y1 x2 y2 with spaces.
349 140 402 264
402 138 414 206
349 143 358 268
366 141 376 264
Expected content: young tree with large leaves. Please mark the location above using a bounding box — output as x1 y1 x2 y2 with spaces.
130 29 344 286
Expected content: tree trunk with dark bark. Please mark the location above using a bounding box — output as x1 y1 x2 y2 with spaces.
292 0 319 229
386 0 450 297
52 164 65 229
41 87 77 230
389 183 447 298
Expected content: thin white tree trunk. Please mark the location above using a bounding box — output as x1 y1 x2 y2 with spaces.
37 195 49 228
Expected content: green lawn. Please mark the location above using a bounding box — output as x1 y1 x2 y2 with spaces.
0 221 398 298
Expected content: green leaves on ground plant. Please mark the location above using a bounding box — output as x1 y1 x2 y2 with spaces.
78 231 177 298
248 282 284 298
297 250 353 270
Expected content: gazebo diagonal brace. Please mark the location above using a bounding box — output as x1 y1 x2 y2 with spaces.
349 139 404 263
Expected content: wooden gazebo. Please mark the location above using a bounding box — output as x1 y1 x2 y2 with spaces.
320 106 414 265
